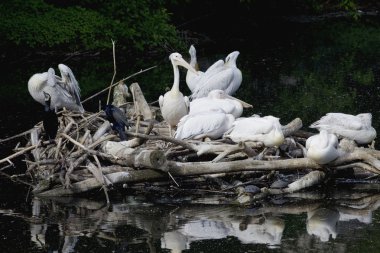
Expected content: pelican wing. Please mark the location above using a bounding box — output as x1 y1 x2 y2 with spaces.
232 117 274 135
175 112 227 139
204 59 225 76
225 68 242 95
184 96 190 109
305 134 315 150
191 68 234 99
310 113 363 130
58 64 81 105
47 68 56 87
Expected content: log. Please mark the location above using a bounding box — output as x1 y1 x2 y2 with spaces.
130 82 153 120
37 157 321 196
112 81 130 108
37 170 165 196
282 118 303 137
30 128 41 161
34 147 380 197
286 171 325 192
92 121 111 141
101 141 166 169
167 158 322 176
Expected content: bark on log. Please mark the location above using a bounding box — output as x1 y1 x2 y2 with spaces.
282 118 303 137
101 142 166 169
130 82 153 120
167 158 322 176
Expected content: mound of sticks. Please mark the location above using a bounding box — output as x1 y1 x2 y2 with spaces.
1 82 380 205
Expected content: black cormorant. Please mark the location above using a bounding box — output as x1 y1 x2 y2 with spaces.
103 104 129 141
43 91 59 142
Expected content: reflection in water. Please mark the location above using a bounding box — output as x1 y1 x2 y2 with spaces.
306 208 339 242
10 188 380 252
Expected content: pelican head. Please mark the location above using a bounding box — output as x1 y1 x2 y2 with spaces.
306 130 340 164
43 91 52 110
208 89 227 99
357 113 372 126
188 45 199 71
169 53 198 74
43 91 50 102
207 89 252 107
189 45 196 57
225 51 240 66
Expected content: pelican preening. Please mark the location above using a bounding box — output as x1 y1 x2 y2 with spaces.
224 115 285 147
42 92 59 142
190 50 242 99
103 104 130 141
28 64 84 113
305 130 340 164
175 109 235 140
189 89 252 118
159 52 197 136
310 112 376 145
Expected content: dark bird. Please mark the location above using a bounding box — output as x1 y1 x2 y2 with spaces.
43 91 59 142
103 104 129 141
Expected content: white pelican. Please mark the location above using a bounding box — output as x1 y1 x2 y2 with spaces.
191 51 242 99
175 109 235 140
159 53 197 136
305 130 340 164
224 115 285 147
28 64 84 113
186 45 203 92
189 89 252 118
310 112 376 144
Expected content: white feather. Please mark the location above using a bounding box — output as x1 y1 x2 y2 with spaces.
191 51 242 99
306 130 340 164
27 64 84 113
224 115 284 147
189 90 243 118
175 110 235 140
310 112 376 144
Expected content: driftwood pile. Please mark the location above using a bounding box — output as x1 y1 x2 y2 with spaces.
2 82 380 205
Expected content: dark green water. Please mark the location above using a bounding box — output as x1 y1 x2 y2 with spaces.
1 16 380 252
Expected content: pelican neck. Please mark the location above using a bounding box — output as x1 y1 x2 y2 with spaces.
171 62 180 92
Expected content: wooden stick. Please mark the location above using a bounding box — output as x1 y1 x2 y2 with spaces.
81 66 157 104
125 131 197 151
106 40 117 105
0 145 38 165
0 128 35 144
0 170 35 187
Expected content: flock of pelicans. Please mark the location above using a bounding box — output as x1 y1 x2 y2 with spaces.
27 45 377 166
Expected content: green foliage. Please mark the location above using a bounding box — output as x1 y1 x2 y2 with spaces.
0 0 183 54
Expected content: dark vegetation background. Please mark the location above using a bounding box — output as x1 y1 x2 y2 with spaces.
0 0 378 109
0 0 370 58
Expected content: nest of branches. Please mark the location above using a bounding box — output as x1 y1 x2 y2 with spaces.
1 81 380 205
